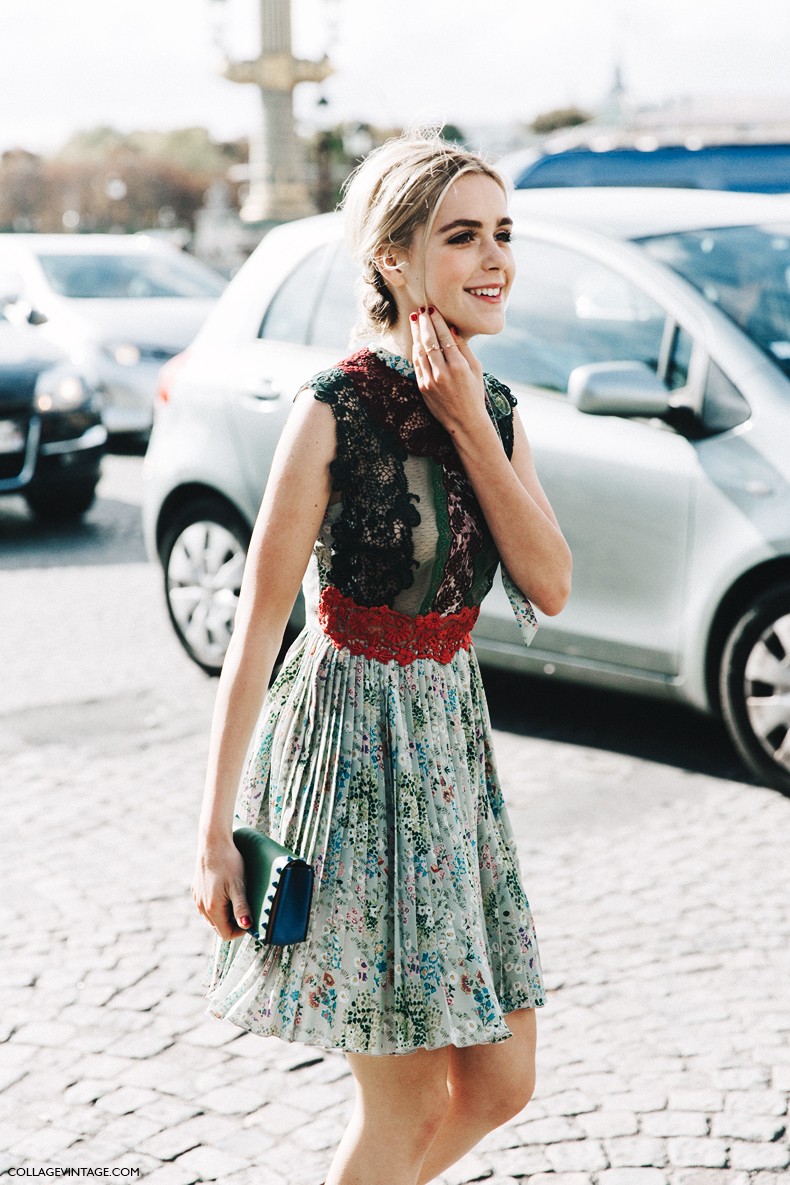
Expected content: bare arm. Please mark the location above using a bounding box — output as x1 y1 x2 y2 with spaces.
192 392 336 940
411 309 572 616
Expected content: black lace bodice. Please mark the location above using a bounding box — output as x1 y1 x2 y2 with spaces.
307 348 516 614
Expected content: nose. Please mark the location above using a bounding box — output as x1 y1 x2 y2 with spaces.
484 236 509 270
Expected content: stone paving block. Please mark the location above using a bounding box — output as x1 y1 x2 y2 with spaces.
181 1020 244 1048
213 1123 278 1159
710 1065 771 1089
293 1113 348 1152
668 1090 725 1113
94 1084 163 1115
174 1144 250 1179
512 1115 586 1144
544 1138 608 1172
710 1112 787 1141
11 1021 79 1048
105 1030 175 1059
577 1110 639 1138
526 1174 594 1185
606 1090 669 1113
666 1137 729 1168
771 1063 790 1091
196 1083 270 1116
728 1139 790 1170
139 1116 230 1162
93 1110 167 1148
539 1088 598 1117
597 1171 669 1185
0 1068 26 1093
669 1172 750 1185
128 1164 201 1185
135 1096 202 1129
723 1088 788 1115
641 1111 710 1138
8 1125 80 1159
604 1135 666 1167
242 1099 315 1136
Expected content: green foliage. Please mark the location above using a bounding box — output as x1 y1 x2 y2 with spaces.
530 106 594 135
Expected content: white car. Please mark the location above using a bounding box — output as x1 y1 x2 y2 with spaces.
0 234 226 435
143 188 790 796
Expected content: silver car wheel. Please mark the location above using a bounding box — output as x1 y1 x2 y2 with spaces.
742 612 790 771
167 520 246 669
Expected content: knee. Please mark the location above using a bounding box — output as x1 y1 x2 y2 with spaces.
458 1065 536 1129
408 1084 451 1152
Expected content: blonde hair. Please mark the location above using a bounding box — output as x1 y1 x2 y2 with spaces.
341 131 507 336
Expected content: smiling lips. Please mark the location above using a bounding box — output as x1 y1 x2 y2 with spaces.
466 286 504 302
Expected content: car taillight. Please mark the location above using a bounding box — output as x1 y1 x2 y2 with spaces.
157 351 190 406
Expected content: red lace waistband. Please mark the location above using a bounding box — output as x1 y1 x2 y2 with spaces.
318 585 479 666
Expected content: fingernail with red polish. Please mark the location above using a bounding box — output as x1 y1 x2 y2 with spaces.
427 306 435 315
240 916 251 928
409 312 418 322
418 306 426 314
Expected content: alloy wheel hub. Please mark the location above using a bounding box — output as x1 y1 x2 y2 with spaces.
167 521 245 665
743 612 790 771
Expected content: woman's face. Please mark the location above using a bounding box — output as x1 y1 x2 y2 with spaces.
402 173 514 340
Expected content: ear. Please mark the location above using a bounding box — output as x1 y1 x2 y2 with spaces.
375 247 409 290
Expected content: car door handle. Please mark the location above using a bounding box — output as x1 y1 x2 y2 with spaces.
246 378 281 401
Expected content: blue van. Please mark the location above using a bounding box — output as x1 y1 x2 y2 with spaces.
509 142 790 194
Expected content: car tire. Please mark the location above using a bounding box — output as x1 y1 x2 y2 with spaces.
719 583 790 797
25 478 98 521
160 498 251 676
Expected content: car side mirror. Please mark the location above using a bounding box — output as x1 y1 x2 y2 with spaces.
568 361 671 418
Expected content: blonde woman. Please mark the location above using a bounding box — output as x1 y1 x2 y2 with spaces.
193 133 572 1185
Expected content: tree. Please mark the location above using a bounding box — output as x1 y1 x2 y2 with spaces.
530 106 594 135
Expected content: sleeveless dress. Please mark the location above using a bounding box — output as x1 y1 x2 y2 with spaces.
204 346 545 1056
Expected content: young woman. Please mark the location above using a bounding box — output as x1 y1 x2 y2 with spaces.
192 133 572 1185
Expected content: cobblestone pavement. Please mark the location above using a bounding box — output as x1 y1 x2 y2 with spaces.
1 458 789 1184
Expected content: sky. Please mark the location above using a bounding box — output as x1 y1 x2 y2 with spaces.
1 0 790 155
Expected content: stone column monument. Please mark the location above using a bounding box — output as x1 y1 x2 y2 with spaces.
220 0 332 224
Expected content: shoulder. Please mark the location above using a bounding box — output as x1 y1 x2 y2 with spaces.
483 372 517 414
297 348 383 407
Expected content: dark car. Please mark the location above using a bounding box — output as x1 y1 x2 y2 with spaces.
503 141 790 195
0 308 106 520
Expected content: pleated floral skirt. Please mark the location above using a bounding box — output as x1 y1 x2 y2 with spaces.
204 617 545 1055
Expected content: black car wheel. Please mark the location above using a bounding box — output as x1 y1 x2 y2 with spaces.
25 477 98 521
720 583 790 797
160 498 250 676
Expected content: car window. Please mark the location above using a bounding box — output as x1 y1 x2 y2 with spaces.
309 246 360 351
36 251 225 298
640 224 790 378
259 244 333 344
475 238 668 393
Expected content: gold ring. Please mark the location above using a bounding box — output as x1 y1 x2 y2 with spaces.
440 341 455 349
425 344 441 353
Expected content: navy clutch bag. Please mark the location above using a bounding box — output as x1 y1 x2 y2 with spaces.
233 826 314 945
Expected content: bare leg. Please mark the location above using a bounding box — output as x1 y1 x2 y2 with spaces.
416 1008 537 1185
325 1045 451 1185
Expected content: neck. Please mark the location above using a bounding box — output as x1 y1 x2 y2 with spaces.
377 324 414 362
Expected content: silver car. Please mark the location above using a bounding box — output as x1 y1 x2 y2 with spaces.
0 233 225 436
143 188 790 796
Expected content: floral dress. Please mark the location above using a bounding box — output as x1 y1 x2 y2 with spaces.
204 346 545 1055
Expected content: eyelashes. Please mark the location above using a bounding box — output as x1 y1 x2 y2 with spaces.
446 230 513 246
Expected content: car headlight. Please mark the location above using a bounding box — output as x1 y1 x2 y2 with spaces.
107 342 142 367
34 367 92 412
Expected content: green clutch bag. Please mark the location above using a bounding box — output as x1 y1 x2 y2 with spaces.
233 826 314 945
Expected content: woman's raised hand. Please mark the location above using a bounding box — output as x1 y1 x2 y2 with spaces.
409 306 490 437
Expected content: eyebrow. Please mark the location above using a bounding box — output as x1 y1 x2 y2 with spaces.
436 216 514 234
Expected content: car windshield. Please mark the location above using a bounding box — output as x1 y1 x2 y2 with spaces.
36 250 226 299
638 223 790 376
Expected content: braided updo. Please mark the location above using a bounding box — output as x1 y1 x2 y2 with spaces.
341 131 507 337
